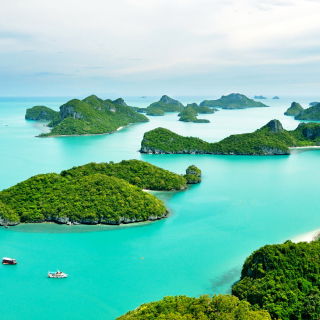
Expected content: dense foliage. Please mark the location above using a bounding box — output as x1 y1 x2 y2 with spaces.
116 294 271 320
61 160 187 191
39 95 148 137
0 173 166 224
199 93 269 109
147 95 184 113
284 102 304 116
178 105 212 123
295 103 320 120
140 121 320 155
232 240 320 320
25 106 59 121
186 165 201 176
184 174 201 184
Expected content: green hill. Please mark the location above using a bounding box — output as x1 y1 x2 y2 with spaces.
178 104 211 123
232 240 320 320
37 95 148 137
200 93 269 109
295 103 320 120
0 160 194 226
140 120 320 155
284 102 304 116
147 95 184 113
146 108 164 116
61 160 187 191
25 106 59 121
116 294 271 320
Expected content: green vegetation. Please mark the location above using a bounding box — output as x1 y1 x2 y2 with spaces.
178 104 211 123
0 173 166 224
184 165 201 184
37 95 148 137
146 108 165 116
147 95 184 113
25 106 59 121
232 240 320 320
295 103 320 120
200 93 269 109
309 102 319 106
186 165 201 176
61 160 187 191
284 102 304 116
140 120 320 155
116 294 271 320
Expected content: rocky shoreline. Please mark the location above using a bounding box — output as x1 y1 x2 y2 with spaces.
0 212 168 227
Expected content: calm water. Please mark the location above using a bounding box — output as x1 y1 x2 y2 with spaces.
1 95 320 319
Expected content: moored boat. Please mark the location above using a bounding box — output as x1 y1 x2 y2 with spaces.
47 270 68 278
2 257 17 265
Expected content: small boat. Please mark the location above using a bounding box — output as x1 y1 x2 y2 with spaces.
2 257 17 265
48 270 68 278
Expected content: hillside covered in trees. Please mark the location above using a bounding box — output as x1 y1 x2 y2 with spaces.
140 120 320 155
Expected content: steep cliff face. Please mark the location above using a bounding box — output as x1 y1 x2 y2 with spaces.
299 123 320 140
264 119 284 133
60 104 84 120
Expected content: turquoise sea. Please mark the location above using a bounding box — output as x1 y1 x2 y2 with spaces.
1 95 320 319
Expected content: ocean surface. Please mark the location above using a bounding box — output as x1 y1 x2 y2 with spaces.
1 95 320 319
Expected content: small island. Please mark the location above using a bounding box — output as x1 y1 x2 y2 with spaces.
146 95 184 113
273 96 280 99
0 160 197 226
254 95 267 99
295 103 320 120
184 165 201 184
140 120 320 155
178 104 211 123
284 102 304 116
199 93 269 109
25 106 59 121
26 95 149 137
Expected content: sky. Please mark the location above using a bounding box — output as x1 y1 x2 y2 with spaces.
1 0 320 97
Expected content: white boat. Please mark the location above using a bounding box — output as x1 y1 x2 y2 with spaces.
47 270 68 278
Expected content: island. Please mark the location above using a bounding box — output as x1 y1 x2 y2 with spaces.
272 96 280 99
27 95 149 137
116 295 271 320
310 101 319 106
0 160 197 226
199 93 269 109
146 108 164 116
178 105 211 123
254 95 267 99
25 106 59 121
146 95 184 113
139 120 320 155
295 103 320 120
284 102 304 116
184 165 201 184
233 240 320 320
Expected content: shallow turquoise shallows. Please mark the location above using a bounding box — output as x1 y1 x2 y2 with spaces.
1 96 320 319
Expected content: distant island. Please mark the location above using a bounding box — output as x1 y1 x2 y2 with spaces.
26 95 149 137
178 103 212 123
284 102 304 116
0 160 199 226
146 95 184 113
199 93 269 109
254 95 267 99
272 96 280 99
295 103 320 120
309 101 319 106
25 106 59 121
140 120 320 155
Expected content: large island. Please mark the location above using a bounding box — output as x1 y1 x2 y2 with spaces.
199 93 269 109
0 160 198 226
295 103 320 120
26 95 149 137
140 120 320 155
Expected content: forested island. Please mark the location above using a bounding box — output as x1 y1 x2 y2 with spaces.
25 106 59 121
146 95 184 113
273 96 280 99
254 95 267 99
0 160 199 226
284 102 304 116
118 239 320 320
140 120 320 155
295 103 320 120
26 95 149 137
178 103 213 123
199 93 269 109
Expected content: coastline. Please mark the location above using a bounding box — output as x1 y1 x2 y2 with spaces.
289 146 320 150
291 228 320 243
